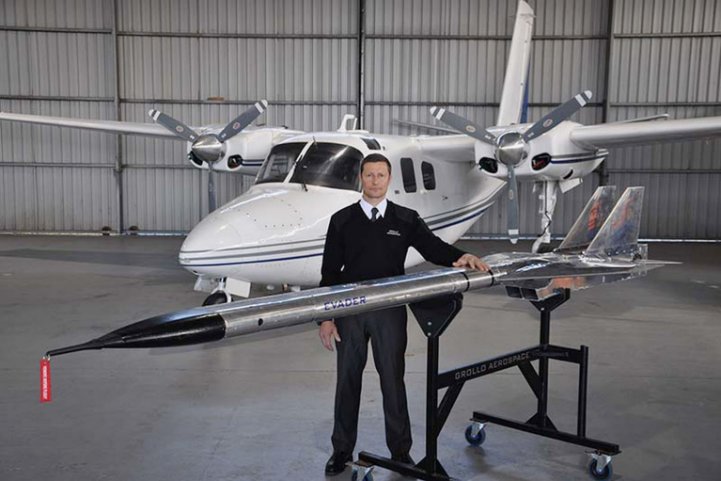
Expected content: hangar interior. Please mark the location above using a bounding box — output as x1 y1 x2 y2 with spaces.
1 1 720 481
1 0 720 237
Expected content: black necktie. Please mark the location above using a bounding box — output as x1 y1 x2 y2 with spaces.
371 207 379 222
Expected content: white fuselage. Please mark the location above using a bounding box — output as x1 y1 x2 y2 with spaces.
179 131 506 286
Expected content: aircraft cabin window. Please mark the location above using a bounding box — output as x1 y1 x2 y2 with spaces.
256 142 306 184
421 161 436 190
289 142 363 191
400 157 417 193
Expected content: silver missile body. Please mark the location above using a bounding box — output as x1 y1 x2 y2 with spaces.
46 268 494 356
219 268 494 337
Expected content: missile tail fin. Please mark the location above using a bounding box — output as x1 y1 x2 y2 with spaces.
584 187 645 257
555 186 617 253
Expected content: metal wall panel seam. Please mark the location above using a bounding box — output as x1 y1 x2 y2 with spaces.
0 26 112 34
605 169 721 174
365 34 608 40
0 162 115 168
614 32 721 38
110 100 359 106
364 100 605 107
118 32 356 39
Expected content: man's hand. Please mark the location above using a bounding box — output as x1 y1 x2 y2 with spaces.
319 320 341 351
453 253 491 272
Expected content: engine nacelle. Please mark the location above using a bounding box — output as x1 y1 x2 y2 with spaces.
476 121 608 182
186 127 303 175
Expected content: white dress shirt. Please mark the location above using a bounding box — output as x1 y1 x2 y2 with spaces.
359 197 388 220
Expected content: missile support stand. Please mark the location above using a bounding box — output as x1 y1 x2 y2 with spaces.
470 289 620 480
355 289 620 481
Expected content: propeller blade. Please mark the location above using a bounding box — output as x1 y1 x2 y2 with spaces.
218 100 269 142
507 165 519 244
429 107 496 145
522 90 592 142
207 162 217 212
148 109 199 142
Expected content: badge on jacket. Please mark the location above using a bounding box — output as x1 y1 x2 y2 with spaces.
386 229 401 237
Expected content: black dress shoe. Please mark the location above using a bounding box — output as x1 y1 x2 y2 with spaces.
391 453 415 465
325 451 353 476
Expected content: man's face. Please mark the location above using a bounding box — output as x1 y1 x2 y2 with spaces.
360 161 391 201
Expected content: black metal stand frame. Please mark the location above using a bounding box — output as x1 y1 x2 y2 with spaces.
357 289 620 481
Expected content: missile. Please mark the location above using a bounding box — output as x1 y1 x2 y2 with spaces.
45 186 671 360
46 268 495 357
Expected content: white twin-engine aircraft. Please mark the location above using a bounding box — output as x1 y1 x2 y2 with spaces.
2 0 721 305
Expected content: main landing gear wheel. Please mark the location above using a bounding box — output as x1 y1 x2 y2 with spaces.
202 291 231 306
465 422 486 446
588 454 613 480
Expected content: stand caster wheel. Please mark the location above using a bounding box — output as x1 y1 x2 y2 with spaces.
588 457 613 480
202 291 231 306
351 468 374 481
464 423 486 446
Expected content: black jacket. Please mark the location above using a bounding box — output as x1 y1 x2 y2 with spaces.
320 200 466 287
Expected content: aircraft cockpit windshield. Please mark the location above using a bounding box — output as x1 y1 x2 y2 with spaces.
289 142 363 191
255 142 306 184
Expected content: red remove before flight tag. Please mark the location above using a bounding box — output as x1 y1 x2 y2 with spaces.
40 357 52 403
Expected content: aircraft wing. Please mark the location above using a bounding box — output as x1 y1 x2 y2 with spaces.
0 111 180 139
570 116 721 148
416 134 477 163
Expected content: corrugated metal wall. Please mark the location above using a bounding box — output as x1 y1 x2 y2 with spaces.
606 0 721 238
0 0 118 231
1 0 720 238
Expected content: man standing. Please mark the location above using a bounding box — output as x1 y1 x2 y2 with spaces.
319 153 489 475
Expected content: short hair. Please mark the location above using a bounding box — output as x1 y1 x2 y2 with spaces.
360 153 392 174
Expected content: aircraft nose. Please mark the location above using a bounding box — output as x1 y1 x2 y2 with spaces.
178 211 257 272
177 186 356 284
181 214 244 253
177 190 308 274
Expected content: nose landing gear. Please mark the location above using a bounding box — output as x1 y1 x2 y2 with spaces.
202 278 232 305
202 291 231 305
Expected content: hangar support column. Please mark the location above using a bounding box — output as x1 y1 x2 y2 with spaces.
598 0 616 187
357 0 366 129
111 0 124 234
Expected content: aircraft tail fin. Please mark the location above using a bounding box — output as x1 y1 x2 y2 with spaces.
497 1 535 126
584 187 645 257
555 186 617 253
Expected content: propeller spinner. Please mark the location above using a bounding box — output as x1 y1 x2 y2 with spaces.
431 90 592 244
149 100 269 211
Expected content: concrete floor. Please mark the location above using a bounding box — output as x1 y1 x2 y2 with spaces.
0 235 719 481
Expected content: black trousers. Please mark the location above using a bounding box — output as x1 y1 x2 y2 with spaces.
331 306 412 456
